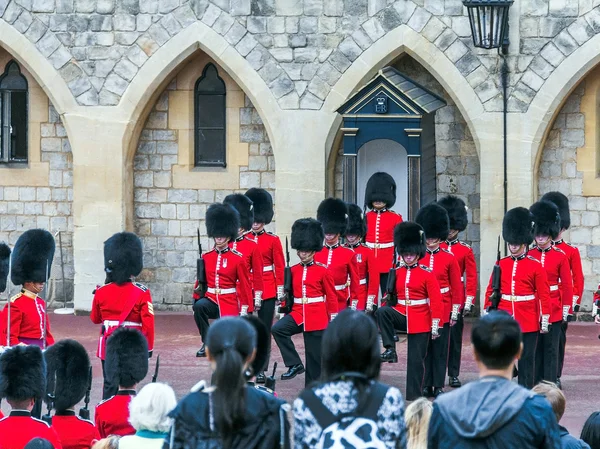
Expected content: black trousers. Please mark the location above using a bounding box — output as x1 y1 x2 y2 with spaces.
257 297 276 372
193 298 220 342
101 359 118 400
425 323 449 389
535 322 561 384
519 331 538 388
376 305 407 348
447 314 464 378
558 321 568 378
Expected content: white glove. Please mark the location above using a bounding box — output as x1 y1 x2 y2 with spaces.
464 296 474 313
593 302 599 317
350 300 358 310
572 296 579 312
431 319 440 339
563 306 570 322
330 313 338 322
451 304 460 322
254 292 262 311
240 305 249 317
366 295 375 312
540 314 550 334
277 285 285 300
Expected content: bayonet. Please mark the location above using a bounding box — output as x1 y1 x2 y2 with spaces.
152 354 160 383
79 366 92 420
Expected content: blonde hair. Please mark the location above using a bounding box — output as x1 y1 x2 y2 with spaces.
405 398 433 449
532 381 566 422
91 436 120 449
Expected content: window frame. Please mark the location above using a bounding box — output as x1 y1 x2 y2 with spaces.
0 60 29 164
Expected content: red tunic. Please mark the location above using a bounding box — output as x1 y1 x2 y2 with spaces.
288 261 338 332
246 230 285 300
554 239 584 309
230 235 264 312
95 390 136 438
485 254 552 333
91 281 155 360
441 239 478 309
420 248 464 324
344 243 380 310
315 244 360 311
528 246 573 323
52 411 101 449
365 209 403 273
0 411 63 449
2 290 55 347
390 264 444 334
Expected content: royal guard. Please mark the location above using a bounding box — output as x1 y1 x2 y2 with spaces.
271 218 338 386
375 222 444 401
529 201 573 385
223 193 264 313
343 204 379 311
315 198 360 311
0 243 10 348
0 345 62 449
192 203 251 358
44 339 100 449
484 207 552 388
438 195 477 388
245 188 285 383
415 203 464 398
90 232 155 399
364 172 403 297
95 327 149 438
541 191 584 388
4 229 55 348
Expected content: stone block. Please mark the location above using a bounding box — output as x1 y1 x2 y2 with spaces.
304 0 322 15
97 0 114 13
338 37 362 62
240 125 265 142
299 17 318 33
161 14 183 36
3 3 22 24
113 14 136 31
151 220 168 236
275 0 302 15
168 190 198 203
407 7 431 32
294 47 318 63
445 39 468 63
25 19 47 43
267 16 285 33
361 17 385 42
104 73 128 96
521 70 544 91
236 33 258 57
522 0 549 16
307 75 330 100
434 28 457 51
323 0 342 16
549 0 579 16
248 16 267 33
289 34 307 48
114 59 138 81
36 32 61 57
568 19 594 45
248 155 268 171
562 129 585 147
582 211 599 227
201 4 220 26
225 22 247 45
299 92 323 110
554 30 578 56
540 43 565 67
161 204 177 219
570 227 591 245
13 10 33 34
530 55 554 79
176 204 190 220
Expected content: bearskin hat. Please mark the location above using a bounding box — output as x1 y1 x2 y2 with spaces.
415 203 450 241
224 194 254 231
104 232 143 285
206 203 240 240
364 172 397 209
530 201 561 240
346 203 366 237
0 345 46 401
245 188 274 225
44 339 91 411
242 315 270 376
0 243 10 294
291 218 324 252
540 191 570 230
104 327 149 389
437 195 468 232
394 222 426 259
503 207 535 246
317 198 348 236
11 229 55 285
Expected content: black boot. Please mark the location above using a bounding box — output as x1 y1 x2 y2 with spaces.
449 377 461 388
556 378 562 390
281 364 305 380
380 348 398 363
255 372 266 384
196 344 206 358
433 387 444 398
393 334 399 342
422 386 434 398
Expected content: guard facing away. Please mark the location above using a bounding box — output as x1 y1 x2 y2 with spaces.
95 327 149 438
343 204 379 312
375 222 444 401
415 203 463 398
90 232 155 400
271 218 338 386
315 198 360 311
4 229 55 348
541 191 583 389
364 172 404 297
438 195 477 388
0 345 62 449
193 203 252 358
44 339 100 449
244 188 285 384
529 201 573 385
484 207 552 389
0 243 10 347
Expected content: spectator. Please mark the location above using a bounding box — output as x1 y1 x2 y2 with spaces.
405 398 432 449
118 383 177 449
581 412 600 449
294 309 407 449
428 311 561 449
24 439 54 449
91 436 120 449
532 382 590 449
166 317 290 449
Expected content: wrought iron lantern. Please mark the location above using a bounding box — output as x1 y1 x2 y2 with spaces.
463 0 513 51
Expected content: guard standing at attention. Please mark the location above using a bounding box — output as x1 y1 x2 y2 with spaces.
0 242 11 348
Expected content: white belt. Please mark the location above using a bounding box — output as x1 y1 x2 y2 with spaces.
366 242 395 249
359 278 367 285
263 265 274 272
550 285 559 292
461 276 464 282
501 294 535 302
398 299 429 306
207 287 237 295
294 296 324 304
440 287 450 294
335 284 348 291
103 320 142 328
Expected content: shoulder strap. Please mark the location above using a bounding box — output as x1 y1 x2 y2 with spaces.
360 382 389 419
299 388 339 430
118 285 143 325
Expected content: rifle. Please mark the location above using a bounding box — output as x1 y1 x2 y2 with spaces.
194 229 207 298
42 372 56 425
43 259 49 350
152 354 160 383
383 268 397 307
264 362 277 392
278 238 293 314
488 236 502 311
79 366 92 420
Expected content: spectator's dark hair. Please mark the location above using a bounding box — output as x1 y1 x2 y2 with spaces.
24 438 54 449
206 317 257 449
471 311 522 369
581 411 600 449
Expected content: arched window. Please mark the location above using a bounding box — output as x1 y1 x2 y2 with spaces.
0 60 28 163
194 63 226 167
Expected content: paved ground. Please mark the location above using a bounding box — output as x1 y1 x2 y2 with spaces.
2 313 599 437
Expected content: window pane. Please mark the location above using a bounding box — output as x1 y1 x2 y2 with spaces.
196 64 226 94
10 91 27 161
197 94 225 129
196 129 225 165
